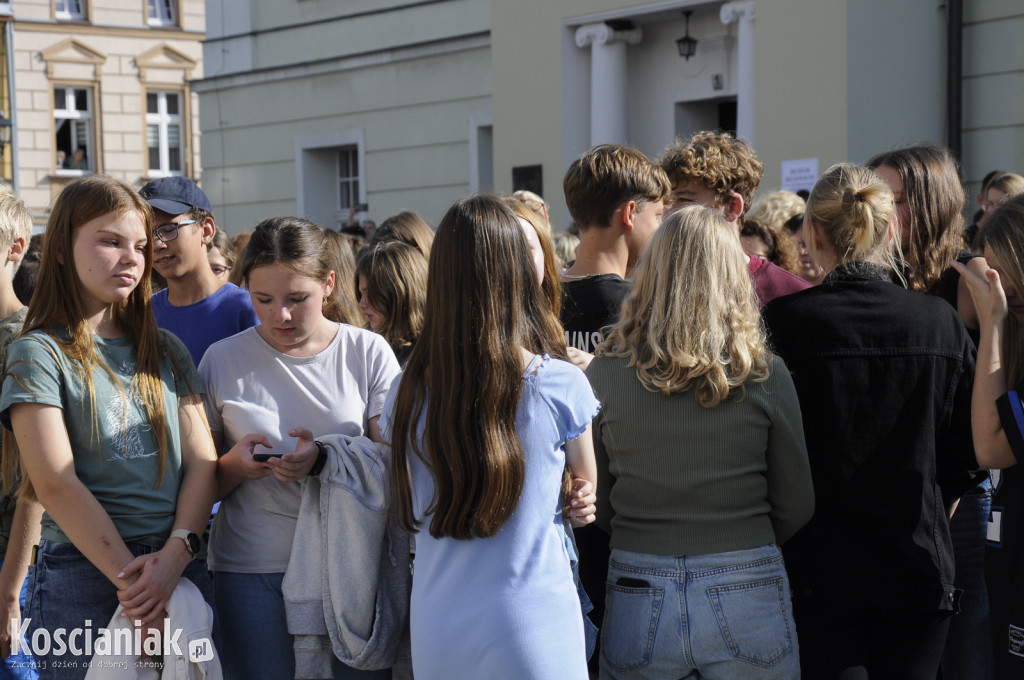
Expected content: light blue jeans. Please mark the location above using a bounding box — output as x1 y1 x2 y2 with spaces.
600 544 799 680
213 571 391 680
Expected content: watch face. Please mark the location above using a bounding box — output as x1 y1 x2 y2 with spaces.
186 533 201 555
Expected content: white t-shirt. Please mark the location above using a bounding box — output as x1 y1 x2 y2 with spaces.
199 324 400 573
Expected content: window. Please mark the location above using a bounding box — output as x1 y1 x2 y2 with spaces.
54 86 93 174
147 0 177 26
337 146 360 211
146 91 183 176
55 0 84 20
295 130 365 229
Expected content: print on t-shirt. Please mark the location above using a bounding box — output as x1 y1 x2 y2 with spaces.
105 358 157 462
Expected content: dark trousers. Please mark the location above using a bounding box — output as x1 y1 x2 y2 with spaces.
941 478 994 680
574 524 610 672
793 601 951 680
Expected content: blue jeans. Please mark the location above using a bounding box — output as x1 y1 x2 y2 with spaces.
213 571 390 680
0 558 37 679
600 545 799 680
26 539 213 680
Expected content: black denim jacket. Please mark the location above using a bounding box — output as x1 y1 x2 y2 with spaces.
763 262 977 612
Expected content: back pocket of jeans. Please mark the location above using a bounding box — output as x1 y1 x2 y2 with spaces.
706 576 794 668
602 580 664 672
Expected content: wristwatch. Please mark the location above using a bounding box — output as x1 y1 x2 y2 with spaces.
170 529 201 559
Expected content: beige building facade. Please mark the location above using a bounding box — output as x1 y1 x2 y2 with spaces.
195 0 492 233
490 0 1024 230
6 0 204 222
197 0 1022 233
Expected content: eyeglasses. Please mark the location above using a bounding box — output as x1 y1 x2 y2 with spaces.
211 264 232 277
154 219 197 243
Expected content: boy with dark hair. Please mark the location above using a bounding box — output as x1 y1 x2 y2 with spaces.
139 177 258 366
661 131 810 306
561 144 670 353
560 144 669 670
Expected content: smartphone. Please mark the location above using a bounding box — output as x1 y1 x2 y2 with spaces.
356 202 369 211
615 577 650 589
247 450 280 462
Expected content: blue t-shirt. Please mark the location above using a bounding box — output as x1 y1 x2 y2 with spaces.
152 283 259 367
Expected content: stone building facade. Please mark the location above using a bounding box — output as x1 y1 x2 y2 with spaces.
6 0 204 223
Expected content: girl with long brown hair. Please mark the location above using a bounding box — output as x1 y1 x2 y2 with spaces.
382 195 598 679
322 228 362 326
868 144 993 679
0 175 218 679
954 194 1024 677
355 240 427 367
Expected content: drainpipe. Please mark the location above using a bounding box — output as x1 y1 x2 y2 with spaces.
946 0 962 162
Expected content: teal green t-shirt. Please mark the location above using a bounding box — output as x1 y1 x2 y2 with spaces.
0 327 201 546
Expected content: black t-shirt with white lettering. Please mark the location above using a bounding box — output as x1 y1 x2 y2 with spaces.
559 272 629 657
560 274 630 353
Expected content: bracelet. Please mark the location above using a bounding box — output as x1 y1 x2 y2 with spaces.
308 440 328 477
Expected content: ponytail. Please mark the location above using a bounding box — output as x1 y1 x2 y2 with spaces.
807 164 895 267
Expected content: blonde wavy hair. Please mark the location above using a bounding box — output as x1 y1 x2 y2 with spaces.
746 190 805 230
597 205 770 406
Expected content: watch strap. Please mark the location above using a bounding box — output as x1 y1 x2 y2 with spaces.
308 440 328 477
169 528 199 558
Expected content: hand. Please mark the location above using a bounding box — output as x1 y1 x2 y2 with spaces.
565 478 596 528
567 347 594 371
135 609 168 659
264 427 320 483
116 545 189 625
952 259 1007 328
224 433 277 481
0 591 20 659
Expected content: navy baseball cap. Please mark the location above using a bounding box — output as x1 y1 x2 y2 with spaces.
139 176 211 216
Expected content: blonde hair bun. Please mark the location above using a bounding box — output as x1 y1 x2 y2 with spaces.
807 164 895 264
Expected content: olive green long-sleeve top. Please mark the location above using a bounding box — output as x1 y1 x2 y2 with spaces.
586 353 815 556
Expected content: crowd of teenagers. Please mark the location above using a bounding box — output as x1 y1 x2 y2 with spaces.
0 130 1020 680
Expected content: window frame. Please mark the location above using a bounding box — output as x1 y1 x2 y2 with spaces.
53 0 86 21
53 84 98 177
294 130 366 230
336 145 361 213
146 0 179 27
144 89 185 178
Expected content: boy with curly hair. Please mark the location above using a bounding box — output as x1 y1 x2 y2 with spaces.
661 131 809 305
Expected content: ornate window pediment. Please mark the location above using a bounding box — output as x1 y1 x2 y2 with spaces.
136 43 197 82
40 38 106 79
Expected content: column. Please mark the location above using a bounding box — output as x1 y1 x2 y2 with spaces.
720 1 756 146
575 22 642 146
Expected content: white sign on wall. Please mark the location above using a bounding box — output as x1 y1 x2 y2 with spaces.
781 158 819 194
